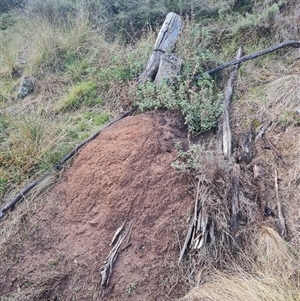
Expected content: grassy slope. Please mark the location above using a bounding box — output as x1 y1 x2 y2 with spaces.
0 0 300 300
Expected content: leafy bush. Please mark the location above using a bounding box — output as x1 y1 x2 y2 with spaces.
135 73 222 133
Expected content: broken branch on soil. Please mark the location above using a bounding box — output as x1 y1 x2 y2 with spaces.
179 216 195 263
196 40 300 78
101 220 133 286
274 168 287 239
110 221 126 246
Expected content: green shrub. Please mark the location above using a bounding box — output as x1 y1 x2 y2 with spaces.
135 73 222 133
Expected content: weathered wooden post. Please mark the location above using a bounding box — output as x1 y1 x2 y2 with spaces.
138 12 183 84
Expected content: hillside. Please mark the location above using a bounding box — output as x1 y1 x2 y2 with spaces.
0 0 300 300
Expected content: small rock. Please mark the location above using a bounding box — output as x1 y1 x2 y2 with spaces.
18 76 35 99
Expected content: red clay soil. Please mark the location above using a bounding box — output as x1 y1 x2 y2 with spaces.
1 110 193 300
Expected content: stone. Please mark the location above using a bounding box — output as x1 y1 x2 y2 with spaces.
18 76 34 99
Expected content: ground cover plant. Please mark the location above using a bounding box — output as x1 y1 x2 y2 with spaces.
0 0 300 300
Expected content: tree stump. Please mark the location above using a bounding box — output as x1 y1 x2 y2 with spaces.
154 53 183 85
138 12 183 83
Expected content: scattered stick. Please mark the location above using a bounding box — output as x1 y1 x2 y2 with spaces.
265 137 282 159
194 178 201 224
101 220 133 286
110 221 126 246
196 40 300 78
255 120 272 141
179 183 211 262
264 137 288 169
179 216 194 263
274 168 287 239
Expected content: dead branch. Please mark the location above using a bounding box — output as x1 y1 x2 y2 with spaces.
196 40 300 78
255 120 272 141
230 164 241 248
194 178 201 224
219 47 242 158
0 172 52 218
274 168 287 239
179 217 195 263
110 221 126 246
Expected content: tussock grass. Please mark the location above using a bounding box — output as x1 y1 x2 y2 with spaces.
183 273 300 301
182 227 300 301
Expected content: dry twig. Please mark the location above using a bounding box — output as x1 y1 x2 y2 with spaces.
101 220 133 286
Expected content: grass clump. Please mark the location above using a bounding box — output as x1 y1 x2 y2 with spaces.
58 81 102 112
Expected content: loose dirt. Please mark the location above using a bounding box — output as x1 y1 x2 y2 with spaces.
0 110 193 300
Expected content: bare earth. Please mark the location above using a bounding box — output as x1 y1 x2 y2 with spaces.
1 110 193 300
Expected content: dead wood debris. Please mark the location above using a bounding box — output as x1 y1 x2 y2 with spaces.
180 40 293 261
255 120 272 141
230 164 241 249
179 180 212 263
274 168 287 239
100 220 133 286
219 47 242 159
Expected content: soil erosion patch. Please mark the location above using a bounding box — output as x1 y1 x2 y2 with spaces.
1 110 192 301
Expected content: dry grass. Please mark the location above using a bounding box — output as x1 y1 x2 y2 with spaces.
5 271 69 301
0 173 56 247
232 70 300 132
181 227 300 301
